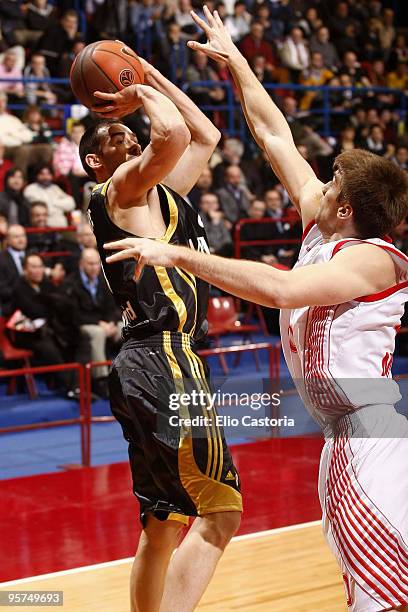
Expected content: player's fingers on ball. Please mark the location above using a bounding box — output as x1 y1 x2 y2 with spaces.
93 91 115 100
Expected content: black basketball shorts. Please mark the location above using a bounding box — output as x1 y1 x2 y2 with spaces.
108 331 242 525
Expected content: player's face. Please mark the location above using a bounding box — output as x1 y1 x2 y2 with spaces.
316 171 343 236
98 124 142 177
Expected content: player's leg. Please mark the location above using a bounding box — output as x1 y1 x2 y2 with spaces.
130 515 184 612
159 510 241 611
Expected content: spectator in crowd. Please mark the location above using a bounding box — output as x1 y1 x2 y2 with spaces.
0 224 27 316
185 51 225 108
24 164 76 227
0 48 25 102
212 137 245 187
387 61 408 91
309 26 339 71
13 253 79 396
60 221 97 274
299 51 333 110
23 53 57 106
361 17 383 61
224 1 251 43
217 164 251 225
64 248 121 398
379 8 395 57
388 34 408 70
250 54 277 87
364 124 387 156
188 165 213 209
338 51 365 85
0 1 26 47
198 192 232 257
26 201 60 254
240 199 273 261
280 26 309 82
0 214 8 247
0 92 52 176
25 1 56 37
333 125 357 155
391 146 408 171
296 6 323 38
0 168 30 226
53 121 88 207
174 0 200 39
264 189 299 267
35 9 80 76
156 23 189 82
239 21 275 72
0 140 13 190
327 1 356 43
22 106 53 145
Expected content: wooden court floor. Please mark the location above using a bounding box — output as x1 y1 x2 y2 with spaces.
0 522 346 611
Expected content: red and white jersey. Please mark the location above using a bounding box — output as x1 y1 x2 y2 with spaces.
280 221 408 419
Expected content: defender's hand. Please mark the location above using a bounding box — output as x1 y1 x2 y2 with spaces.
187 5 239 64
91 84 145 118
104 237 176 280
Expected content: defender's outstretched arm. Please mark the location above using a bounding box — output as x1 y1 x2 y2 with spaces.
103 238 397 309
188 6 323 227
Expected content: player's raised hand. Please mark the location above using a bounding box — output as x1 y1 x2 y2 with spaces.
104 237 176 281
91 84 146 118
187 5 239 64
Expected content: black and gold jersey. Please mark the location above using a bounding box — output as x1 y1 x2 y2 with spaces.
87 180 210 342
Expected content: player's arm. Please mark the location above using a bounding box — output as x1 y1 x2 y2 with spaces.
92 84 191 206
104 239 396 309
188 7 322 227
140 58 221 196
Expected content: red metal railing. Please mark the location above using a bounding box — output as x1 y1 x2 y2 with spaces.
84 342 282 464
233 217 302 259
0 362 87 465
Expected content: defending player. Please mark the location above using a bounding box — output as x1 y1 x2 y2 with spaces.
102 9 408 612
79 58 242 612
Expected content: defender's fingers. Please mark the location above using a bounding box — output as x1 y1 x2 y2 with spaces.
134 257 145 281
213 10 224 26
106 248 139 263
91 105 115 114
203 4 216 26
190 10 211 33
187 41 207 52
104 239 136 250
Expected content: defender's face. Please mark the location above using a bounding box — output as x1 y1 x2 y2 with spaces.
315 171 343 236
97 124 142 178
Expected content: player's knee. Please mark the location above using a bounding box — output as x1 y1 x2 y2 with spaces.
142 516 184 551
199 511 241 549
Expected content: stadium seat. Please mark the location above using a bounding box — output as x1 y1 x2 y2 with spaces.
0 317 38 400
207 297 261 373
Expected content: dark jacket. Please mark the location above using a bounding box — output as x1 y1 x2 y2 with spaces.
63 271 120 326
0 190 30 226
0 251 22 316
13 276 78 349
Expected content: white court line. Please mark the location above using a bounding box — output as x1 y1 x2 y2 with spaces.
0 519 321 587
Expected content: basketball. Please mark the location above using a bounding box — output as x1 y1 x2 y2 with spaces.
70 40 144 109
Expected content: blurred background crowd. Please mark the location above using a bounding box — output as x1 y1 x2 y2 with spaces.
0 0 407 391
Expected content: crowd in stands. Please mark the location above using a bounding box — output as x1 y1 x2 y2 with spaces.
0 0 407 387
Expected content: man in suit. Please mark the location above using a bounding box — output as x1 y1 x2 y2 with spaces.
216 164 251 225
63 247 121 397
0 224 27 315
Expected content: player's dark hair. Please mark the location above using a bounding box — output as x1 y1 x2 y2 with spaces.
334 149 408 238
79 119 118 181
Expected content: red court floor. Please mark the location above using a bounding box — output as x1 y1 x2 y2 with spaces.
0 437 324 582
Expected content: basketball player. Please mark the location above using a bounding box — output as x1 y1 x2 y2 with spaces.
102 9 408 612
79 58 242 612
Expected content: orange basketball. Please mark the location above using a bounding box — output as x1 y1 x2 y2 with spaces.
70 40 144 109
